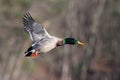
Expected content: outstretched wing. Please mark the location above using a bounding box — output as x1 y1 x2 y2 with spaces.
23 12 51 42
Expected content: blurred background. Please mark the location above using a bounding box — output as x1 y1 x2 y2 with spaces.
0 0 120 80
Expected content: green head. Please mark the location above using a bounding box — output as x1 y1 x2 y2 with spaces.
63 38 84 46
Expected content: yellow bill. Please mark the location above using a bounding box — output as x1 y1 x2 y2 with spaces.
77 41 84 46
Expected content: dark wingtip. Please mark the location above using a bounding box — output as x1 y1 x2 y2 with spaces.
22 12 36 31
23 12 35 22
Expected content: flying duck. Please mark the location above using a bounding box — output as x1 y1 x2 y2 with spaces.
22 12 84 57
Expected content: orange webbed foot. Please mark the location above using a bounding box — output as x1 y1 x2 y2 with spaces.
30 51 39 58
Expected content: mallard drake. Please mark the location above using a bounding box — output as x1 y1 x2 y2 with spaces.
23 12 84 57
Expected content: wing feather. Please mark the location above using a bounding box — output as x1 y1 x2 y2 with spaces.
23 12 51 41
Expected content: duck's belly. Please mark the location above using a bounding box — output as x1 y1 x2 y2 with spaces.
40 40 57 53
